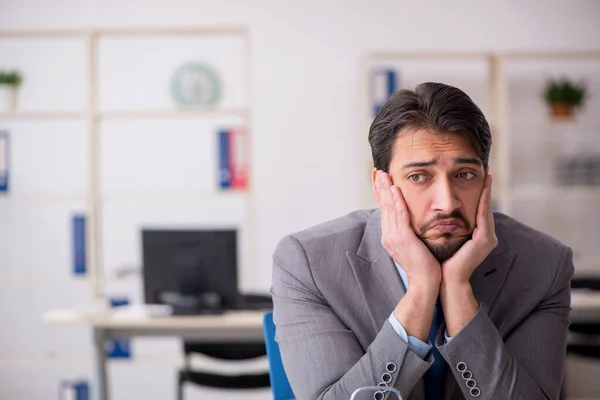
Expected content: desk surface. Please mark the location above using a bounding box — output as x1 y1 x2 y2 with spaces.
571 291 600 310
42 309 264 328
570 291 600 323
41 291 600 331
42 309 267 341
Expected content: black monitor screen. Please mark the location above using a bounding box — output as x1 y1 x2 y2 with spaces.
141 229 239 308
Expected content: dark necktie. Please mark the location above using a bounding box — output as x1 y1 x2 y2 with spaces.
425 301 446 400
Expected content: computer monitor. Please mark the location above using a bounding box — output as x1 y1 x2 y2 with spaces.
141 229 240 311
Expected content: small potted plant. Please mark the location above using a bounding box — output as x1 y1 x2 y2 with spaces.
543 78 586 120
0 70 23 113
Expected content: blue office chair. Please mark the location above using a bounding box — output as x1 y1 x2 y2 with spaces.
263 311 295 400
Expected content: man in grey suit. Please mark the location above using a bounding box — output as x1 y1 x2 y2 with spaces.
271 82 573 400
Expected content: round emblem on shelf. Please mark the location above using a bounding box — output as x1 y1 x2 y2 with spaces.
170 62 221 107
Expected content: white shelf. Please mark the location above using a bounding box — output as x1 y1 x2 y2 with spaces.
574 255 600 276
99 190 249 203
0 111 86 120
0 274 89 285
96 108 249 120
509 117 600 130
512 184 600 201
0 193 88 203
0 354 194 368
0 356 91 369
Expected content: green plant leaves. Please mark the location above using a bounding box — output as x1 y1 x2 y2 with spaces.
0 70 23 86
543 78 586 107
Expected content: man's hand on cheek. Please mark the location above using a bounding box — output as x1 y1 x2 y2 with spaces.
375 169 442 341
440 173 498 337
441 173 498 284
374 170 441 290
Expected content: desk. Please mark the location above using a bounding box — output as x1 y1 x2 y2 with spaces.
42 309 266 400
42 292 600 400
570 291 600 323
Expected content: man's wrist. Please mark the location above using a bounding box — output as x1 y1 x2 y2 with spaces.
440 280 478 337
441 269 471 287
394 283 439 342
406 283 439 307
440 278 472 295
408 274 441 297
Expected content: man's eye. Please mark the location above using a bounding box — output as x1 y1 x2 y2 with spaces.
457 172 476 180
409 174 427 183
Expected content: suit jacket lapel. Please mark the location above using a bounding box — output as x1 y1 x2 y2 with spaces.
470 240 516 314
347 209 405 336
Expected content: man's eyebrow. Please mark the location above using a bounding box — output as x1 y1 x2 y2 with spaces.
401 157 482 169
454 157 482 167
401 160 437 169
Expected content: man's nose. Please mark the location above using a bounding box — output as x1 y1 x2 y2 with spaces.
431 179 462 213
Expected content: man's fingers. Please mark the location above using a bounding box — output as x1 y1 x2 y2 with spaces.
486 174 496 232
477 174 491 220
487 174 493 211
477 173 496 245
390 184 411 230
376 170 397 232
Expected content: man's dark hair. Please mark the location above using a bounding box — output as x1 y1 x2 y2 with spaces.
368 82 492 172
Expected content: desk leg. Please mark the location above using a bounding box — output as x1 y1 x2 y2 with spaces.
93 328 109 400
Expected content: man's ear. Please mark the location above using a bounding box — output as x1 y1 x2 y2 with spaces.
371 168 379 203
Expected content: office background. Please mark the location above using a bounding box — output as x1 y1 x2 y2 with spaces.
1 0 600 399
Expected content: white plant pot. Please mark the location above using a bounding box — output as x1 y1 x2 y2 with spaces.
0 85 17 113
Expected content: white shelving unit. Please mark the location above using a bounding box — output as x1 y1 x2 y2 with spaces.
360 50 600 276
498 52 600 277
0 29 256 397
0 26 254 298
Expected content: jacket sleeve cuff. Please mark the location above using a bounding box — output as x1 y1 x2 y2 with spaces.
388 312 432 360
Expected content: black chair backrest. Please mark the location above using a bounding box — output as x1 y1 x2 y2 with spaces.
183 342 267 360
182 293 272 360
571 277 600 291
569 277 600 336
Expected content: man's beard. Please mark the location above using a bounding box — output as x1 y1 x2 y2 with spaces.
417 211 472 263
418 234 471 263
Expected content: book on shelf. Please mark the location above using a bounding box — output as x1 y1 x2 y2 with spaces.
105 297 132 359
58 380 89 400
72 214 87 276
371 67 398 116
218 129 231 189
218 127 249 190
0 130 9 193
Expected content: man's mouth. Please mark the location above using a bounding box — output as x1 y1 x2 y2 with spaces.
430 219 463 233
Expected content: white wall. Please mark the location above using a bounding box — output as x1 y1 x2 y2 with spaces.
1 1 600 399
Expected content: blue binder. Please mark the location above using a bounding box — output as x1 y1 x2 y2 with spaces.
372 68 398 116
72 215 86 276
218 130 231 189
106 297 131 359
59 379 89 400
0 130 9 193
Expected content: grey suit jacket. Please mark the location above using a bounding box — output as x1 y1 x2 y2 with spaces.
271 209 574 400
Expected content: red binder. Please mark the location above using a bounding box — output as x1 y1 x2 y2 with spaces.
229 127 249 189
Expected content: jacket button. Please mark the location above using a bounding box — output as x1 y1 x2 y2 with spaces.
378 382 388 389
462 370 473 380
373 391 384 400
381 372 392 384
386 362 397 373
470 387 481 397
466 378 476 389
456 362 468 372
